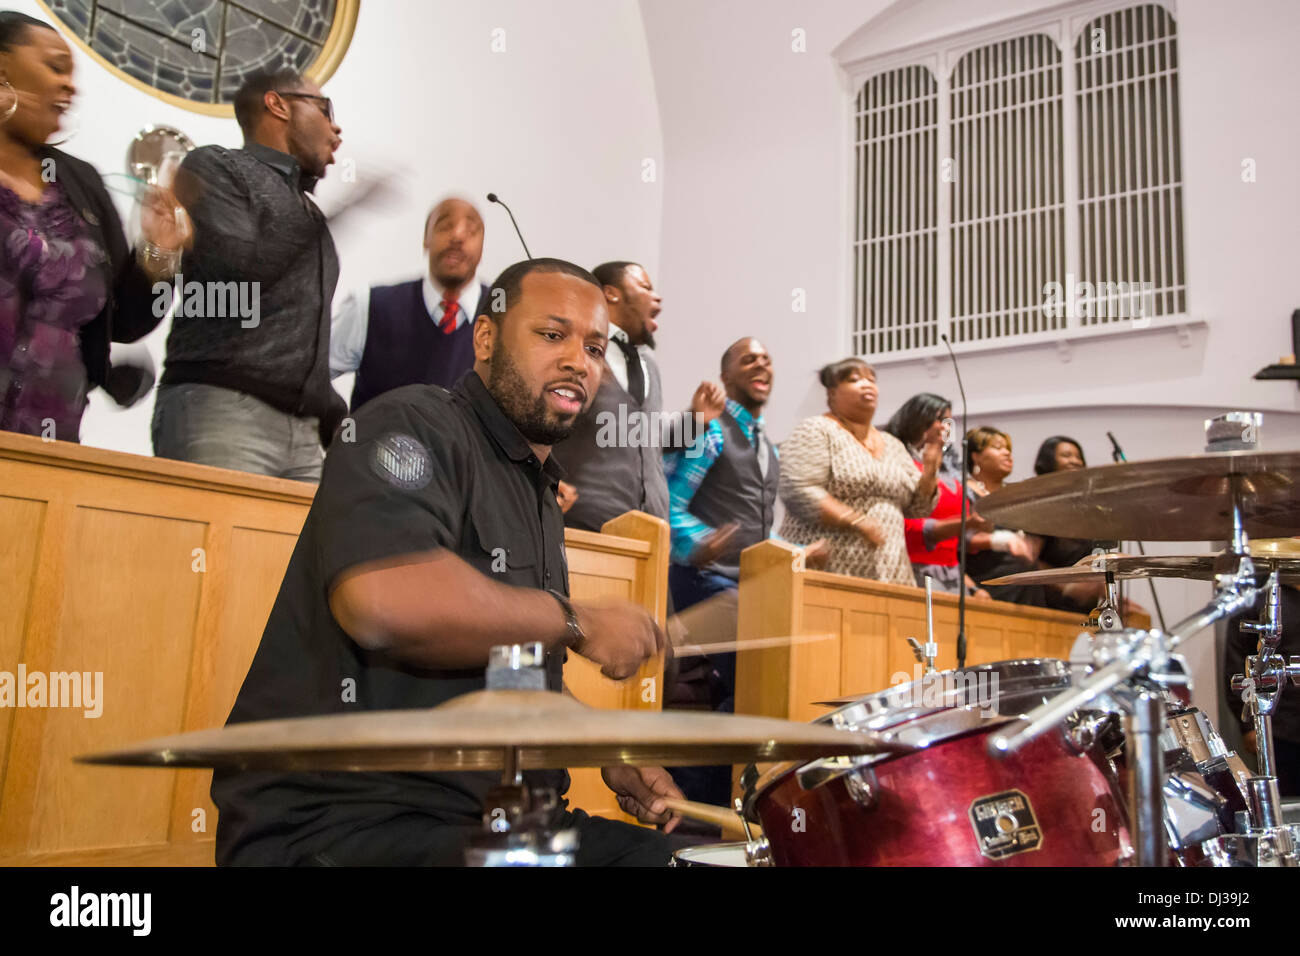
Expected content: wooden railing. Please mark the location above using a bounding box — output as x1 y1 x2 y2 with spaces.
735 539 1121 726
0 432 666 865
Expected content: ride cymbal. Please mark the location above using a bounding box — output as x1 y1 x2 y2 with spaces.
79 689 911 772
977 451 1300 541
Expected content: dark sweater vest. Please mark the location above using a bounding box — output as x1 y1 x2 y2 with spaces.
553 358 669 532
350 279 479 411
685 411 779 580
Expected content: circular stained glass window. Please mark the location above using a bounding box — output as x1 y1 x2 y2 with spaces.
39 0 357 114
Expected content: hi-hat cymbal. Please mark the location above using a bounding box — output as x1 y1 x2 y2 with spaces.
983 550 1300 588
77 689 909 772
977 451 1300 542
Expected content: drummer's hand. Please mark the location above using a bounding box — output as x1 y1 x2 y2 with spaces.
572 600 664 680
602 765 684 833
967 510 994 534
1243 729 1257 754
972 588 992 600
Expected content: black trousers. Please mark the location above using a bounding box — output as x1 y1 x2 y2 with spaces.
304 807 693 867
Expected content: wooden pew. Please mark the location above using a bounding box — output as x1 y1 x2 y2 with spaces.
735 539 1107 727
0 432 665 865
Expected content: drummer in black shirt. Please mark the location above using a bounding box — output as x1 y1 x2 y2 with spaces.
212 258 686 865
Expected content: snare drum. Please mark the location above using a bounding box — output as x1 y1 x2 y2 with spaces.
745 659 1131 867
670 842 754 867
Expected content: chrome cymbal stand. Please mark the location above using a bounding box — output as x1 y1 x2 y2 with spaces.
464 644 578 867
1217 570 1300 865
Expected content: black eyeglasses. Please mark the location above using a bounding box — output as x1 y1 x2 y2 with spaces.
277 91 334 122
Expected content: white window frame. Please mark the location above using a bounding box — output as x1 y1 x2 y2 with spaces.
841 0 1190 365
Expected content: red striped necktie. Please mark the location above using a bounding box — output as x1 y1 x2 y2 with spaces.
439 300 460 335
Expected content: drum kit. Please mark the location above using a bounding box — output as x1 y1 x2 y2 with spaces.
83 415 1300 867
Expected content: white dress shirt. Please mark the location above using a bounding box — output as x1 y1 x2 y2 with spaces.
330 274 485 379
605 324 649 395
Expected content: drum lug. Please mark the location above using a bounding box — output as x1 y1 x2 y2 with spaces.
745 837 774 867
1065 712 1110 755
844 767 879 809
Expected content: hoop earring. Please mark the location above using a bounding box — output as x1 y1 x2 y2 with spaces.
0 81 16 123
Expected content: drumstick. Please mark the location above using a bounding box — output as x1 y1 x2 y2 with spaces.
662 797 762 839
674 632 836 657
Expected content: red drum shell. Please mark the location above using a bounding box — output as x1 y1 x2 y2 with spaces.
754 723 1129 867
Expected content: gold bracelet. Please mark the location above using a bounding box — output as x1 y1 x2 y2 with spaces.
139 241 181 277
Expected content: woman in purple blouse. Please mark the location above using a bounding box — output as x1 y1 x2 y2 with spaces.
0 12 185 442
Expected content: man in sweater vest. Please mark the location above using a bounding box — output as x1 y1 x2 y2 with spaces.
330 197 488 411
551 261 723 531
662 338 826 805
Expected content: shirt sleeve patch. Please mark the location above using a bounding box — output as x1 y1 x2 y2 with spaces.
370 432 433 490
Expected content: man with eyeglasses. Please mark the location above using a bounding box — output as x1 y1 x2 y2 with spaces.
153 69 345 481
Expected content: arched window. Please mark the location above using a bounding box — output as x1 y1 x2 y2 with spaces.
847 2 1185 359
41 0 357 115
950 34 1065 345
854 65 939 355
1075 3 1185 324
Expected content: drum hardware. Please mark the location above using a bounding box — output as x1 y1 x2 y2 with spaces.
466 746 577 867
467 644 576 866
1082 548 1127 633
734 797 773 866
1224 569 1300 865
1163 770 1232 854
985 440 1283 867
987 541 1262 866
902 577 941 675
923 576 939 672
1201 827 1300 867
841 766 878 809
1064 711 1115 755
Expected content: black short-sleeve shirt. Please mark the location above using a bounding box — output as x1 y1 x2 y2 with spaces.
212 371 571 865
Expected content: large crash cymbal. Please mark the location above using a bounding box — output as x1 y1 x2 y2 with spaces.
983 549 1300 588
977 451 1300 541
78 689 910 772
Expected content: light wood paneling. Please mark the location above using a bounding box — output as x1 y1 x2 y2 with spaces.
0 497 45 789
562 512 669 824
738 539 1096 717
0 431 669 864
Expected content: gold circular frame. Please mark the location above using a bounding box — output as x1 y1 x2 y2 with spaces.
36 0 359 118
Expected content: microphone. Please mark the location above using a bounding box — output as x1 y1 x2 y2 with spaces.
486 192 533 259
1106 431 1127 463
939 334 970 669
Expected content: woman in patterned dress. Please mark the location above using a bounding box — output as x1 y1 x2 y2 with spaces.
778 358 941 585
0 12 184 442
